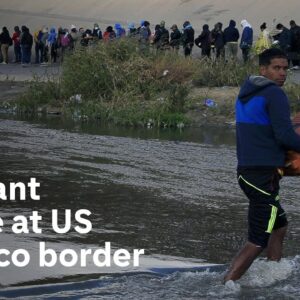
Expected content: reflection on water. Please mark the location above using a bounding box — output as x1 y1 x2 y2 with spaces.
0 116 300 298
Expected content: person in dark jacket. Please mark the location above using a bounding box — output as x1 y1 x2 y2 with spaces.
20 25 33 65
127 22 137 38
240 20 253 62
274 23 291 55
153 21 169 50
194 24 211 58
181 21 194 57
80 29 94 47
210 22 225 59
92 23 102 40
224 20 240 60
289 20 300 69
169 24 181 52
224 48 300 283
12 26 21 63
0 27 12 64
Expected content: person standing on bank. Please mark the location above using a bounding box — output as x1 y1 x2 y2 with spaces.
240 20 253 62
169 24 182 52
224 20 240 60
195 24 211 58
12 26 21 63
181 21 195 57
20 26 33 65
224 48 300 282
289 20 300 69
0 27 12 64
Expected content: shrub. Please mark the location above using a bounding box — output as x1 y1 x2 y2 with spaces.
17 75 61 113
193 58 258 87
284 83 300 114
16 39 262 126
59 39 195 126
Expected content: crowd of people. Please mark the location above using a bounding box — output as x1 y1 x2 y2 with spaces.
0 18 300 68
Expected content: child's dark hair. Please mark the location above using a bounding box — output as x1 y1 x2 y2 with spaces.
260 22 267 31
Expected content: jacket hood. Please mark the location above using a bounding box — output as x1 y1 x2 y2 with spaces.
128 22 135 29
241 20 252 29
229 20 236 27
238 76 277 102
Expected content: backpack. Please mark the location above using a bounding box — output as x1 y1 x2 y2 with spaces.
61 34 70 47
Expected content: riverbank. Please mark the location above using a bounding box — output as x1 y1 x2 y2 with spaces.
1 47 300 128
0 62 240 127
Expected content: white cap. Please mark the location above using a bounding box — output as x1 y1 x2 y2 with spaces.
70 24 76 30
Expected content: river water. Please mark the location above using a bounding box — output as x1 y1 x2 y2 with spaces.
0 116 300 299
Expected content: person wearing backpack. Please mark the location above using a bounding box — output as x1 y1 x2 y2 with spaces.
12 26 21 63
0 27 12 64
195 24 211 58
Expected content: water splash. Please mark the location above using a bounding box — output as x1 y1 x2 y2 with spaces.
240 257 296 287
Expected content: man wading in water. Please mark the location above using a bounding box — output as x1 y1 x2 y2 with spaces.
224 48 300 282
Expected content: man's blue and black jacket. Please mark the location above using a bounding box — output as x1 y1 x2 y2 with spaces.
236 76 300 167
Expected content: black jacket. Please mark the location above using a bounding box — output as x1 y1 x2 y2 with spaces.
290 25 300 50
224 20 240 43
211 29 224 49
195 28 211 50
170 29 181 46
0 30 11 44
21 30 33 47
274 27 291 51
182 26 194 47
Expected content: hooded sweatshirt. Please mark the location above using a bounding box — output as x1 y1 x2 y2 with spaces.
115 23 125 38
182 23 194 46
236 76 300 168
47 27 57 45
224 20 240 43
240 20 253 46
